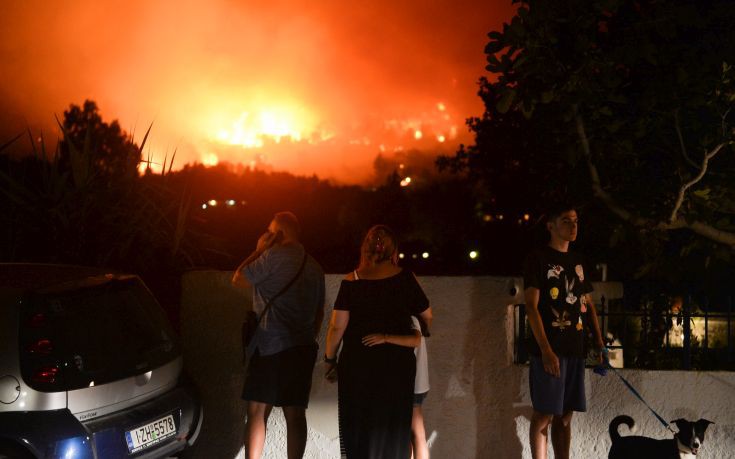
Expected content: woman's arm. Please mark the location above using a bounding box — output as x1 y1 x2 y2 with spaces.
324 309 349 381
362 329 421 348
325 310 349 359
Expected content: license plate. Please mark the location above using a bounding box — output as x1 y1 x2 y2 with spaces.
124 414 177 454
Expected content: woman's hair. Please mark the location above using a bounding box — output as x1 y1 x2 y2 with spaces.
359 224 398 267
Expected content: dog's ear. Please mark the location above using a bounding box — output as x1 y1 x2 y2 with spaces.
671 419 689 431
696 419 714 432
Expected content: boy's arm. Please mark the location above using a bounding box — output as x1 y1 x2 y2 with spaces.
525 286 560 378
584 294 605 361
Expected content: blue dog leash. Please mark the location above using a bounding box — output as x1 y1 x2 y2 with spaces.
594 348 677 434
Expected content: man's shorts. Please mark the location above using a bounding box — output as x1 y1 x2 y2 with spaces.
529 355 586 416
242 343 318 408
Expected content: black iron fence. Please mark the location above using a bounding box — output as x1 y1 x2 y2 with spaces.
514 295 735 371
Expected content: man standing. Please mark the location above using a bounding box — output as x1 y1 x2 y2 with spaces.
232 212 325 459
523 204 604 459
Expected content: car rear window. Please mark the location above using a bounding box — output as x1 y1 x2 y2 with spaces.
19 277 180 392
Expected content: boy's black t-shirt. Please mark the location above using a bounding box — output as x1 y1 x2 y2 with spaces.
523 246 594 358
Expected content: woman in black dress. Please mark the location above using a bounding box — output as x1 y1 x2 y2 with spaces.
324 225 433 459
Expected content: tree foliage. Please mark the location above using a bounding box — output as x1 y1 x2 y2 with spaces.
59 100 141 181
441 0 735 279
0 101 194 276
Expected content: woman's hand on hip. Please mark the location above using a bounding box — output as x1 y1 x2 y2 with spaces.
362 333 387 346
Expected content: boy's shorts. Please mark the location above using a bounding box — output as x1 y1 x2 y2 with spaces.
529 355 586 416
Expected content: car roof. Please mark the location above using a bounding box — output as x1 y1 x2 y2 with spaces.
0 263 125 291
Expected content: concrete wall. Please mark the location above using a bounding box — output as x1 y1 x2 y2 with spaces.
180 272 735 459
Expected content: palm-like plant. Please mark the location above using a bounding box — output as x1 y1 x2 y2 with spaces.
0 101 199 276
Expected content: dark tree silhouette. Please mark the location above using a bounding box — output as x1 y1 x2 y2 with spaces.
60 100 141 181
441 0 735 281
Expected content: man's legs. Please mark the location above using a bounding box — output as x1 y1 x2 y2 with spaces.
282 406 307 459
550 411 573 459
529 411 553 459
245 401 273 459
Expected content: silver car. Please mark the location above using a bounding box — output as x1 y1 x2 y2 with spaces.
0 264 203 458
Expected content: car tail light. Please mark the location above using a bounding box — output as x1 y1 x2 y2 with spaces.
26 339 53 355
32 366 60 384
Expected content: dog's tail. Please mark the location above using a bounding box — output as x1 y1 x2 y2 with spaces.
609 415 635 441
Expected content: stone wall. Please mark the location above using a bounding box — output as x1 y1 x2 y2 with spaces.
180 272 735 458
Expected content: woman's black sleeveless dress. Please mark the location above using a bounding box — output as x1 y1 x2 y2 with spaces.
334 269 429 459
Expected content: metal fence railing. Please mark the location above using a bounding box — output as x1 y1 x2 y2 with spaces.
514 295 735 371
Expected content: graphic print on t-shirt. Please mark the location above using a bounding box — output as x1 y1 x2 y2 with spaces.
575 264 585 282
550 306 571 330
549 265 581 332
523 248 594 358
565 277 577 305
547 265 563 279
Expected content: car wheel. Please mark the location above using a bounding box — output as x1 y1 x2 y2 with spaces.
0 442 34 459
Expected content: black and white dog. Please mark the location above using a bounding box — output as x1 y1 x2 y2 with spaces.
608 415 713 458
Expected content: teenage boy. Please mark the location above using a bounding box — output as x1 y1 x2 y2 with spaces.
523 205 604 459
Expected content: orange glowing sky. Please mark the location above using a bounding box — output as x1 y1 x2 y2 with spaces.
0 0 515 183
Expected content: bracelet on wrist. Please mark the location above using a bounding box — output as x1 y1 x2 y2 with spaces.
324 354 337 364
